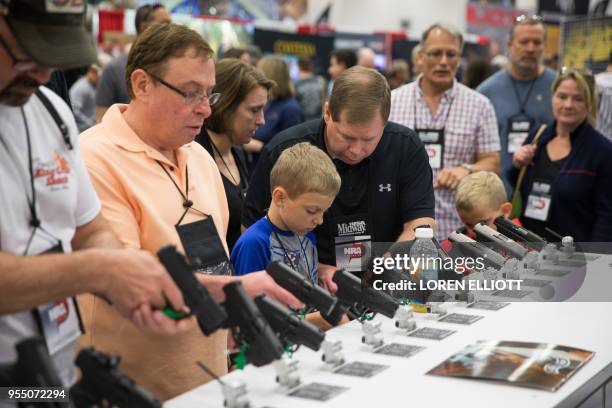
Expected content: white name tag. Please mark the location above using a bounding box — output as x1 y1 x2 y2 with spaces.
524 194 551 221
46 0 85 13
507 132 529 154
36 297 83 355
426 144 442 169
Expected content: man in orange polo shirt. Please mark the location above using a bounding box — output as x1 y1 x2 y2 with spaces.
79 23 301 401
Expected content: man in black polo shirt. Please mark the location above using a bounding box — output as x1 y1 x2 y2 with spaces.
242 66 435 291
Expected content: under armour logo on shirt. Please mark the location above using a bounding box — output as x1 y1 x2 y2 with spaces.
379 183 392 192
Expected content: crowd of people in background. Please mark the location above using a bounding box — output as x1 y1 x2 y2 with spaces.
54 3 612 248
1 1 612 405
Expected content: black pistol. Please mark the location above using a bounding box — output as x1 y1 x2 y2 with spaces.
254 295 326 351
266 261 345 325
222 281 284 367
494 216 547 251
0 337 64 408
71 348 162 408
474 222 528 260
448 230 507 270
157 245 227 335
333 269 400 318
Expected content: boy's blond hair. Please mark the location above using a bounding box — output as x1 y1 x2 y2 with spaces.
456 171 507 214
270 142 341 199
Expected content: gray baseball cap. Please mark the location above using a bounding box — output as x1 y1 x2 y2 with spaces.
2 0 97 69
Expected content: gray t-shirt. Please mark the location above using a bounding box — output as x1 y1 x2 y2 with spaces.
477 68 556 194
69 76 96 132
96 53 130 107
0 88 101 407
295 75 326 121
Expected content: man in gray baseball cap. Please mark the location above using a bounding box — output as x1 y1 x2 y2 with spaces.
2 0 97 69
0 1 193 399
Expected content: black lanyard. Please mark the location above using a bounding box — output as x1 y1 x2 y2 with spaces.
266 214 313 283
156 162 206 225
413 88 456 130
208 136 242 187
0 108 59 254
511 77 538 115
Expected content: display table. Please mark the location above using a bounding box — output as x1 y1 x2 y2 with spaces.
166 255 612 408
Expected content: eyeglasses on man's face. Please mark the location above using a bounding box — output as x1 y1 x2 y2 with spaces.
147 71 221 106
424 49 460 61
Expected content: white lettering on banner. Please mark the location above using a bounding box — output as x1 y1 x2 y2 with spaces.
337 221 366 236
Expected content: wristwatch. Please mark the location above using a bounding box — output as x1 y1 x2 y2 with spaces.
460 163 475 173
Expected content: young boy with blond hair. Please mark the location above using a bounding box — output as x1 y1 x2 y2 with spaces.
454 171 516 237
231 142 341 283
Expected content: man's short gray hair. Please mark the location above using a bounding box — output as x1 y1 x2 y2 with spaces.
420 23 464 51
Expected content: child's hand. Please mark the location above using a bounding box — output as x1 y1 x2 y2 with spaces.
512 145 536 168
317 263 338 293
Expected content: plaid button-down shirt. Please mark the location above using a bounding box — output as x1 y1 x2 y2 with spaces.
389 78 500 239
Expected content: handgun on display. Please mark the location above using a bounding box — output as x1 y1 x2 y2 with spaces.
71 348 162 408
266 261 345 326
333 269 400 319
447 230 507 270
474 222 529 260
157 245 227 335
254 295 326 351
221 281 285 367
494 216 547 251
0 337 64 408
159 246 284 367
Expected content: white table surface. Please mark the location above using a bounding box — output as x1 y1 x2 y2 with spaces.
166 255 612 408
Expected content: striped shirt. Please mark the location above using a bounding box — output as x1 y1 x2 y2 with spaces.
389 78 501 239
596 72 612 140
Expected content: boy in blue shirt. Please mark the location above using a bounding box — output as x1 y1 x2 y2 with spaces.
232 142 341 284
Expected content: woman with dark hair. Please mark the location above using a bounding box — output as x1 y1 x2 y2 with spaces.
251 56 304 148
196 59 275 250
510 68 612 242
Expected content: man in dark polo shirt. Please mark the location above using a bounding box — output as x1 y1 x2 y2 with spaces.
242 66 435 291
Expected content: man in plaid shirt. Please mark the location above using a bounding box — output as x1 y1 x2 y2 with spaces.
389 23 500 239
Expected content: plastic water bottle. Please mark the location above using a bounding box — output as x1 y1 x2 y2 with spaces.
410 227 438 284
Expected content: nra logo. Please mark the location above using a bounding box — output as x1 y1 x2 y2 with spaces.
533 198 547 210
48 300 70 325
344 243 366 260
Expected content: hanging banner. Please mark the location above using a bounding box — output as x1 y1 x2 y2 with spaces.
254 28 334 77
560 15 612 72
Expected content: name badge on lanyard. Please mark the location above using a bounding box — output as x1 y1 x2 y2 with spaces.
33 243 84 356
158 161 233 276
176 217 233 276
507 114 534 154
416 128 444 169
524 180 552 221
332 214 371 273
413 91 454 170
